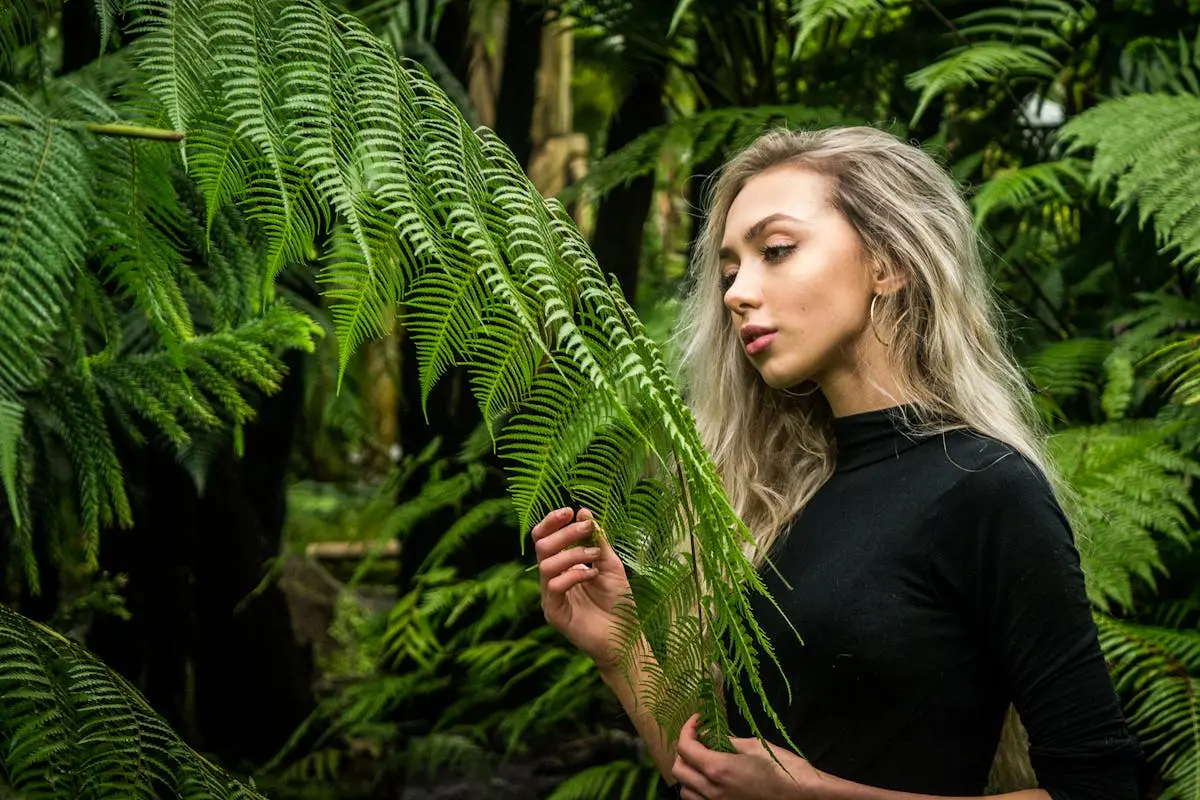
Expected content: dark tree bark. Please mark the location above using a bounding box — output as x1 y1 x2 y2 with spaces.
58 0 103 75
190 349 315 765
493 1 544 170
89 352 316 765
432 0 474 91
589 67 668 304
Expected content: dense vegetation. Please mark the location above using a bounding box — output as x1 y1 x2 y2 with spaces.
2 1 1200 799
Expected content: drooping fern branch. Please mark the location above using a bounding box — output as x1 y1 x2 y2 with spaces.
0 602 266 799
113 0 792 750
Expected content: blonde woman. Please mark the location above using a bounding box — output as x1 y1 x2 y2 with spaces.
531 127 1142 800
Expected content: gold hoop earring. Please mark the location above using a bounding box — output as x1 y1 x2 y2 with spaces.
870 294 891 348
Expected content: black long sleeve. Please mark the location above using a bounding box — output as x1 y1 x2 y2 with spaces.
927 452 1143 799
729 406 1142 797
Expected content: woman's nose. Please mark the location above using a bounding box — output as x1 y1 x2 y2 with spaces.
723 269 762 313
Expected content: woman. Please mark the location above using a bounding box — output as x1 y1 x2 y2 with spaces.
531 127 1142 799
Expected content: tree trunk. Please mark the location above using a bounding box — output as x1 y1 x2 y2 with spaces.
190 349 315 765
89 353 316 765
588 67 667 304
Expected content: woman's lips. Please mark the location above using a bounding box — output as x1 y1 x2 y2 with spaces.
745 332 776 356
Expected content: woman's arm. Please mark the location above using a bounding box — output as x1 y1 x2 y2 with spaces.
598 639 680 784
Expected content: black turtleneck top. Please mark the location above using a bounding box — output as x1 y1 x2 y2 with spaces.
730 406 1142 799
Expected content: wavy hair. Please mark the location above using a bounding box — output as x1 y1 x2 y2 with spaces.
675 126 1048 790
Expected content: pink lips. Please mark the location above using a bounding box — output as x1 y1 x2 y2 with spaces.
745 331 776 356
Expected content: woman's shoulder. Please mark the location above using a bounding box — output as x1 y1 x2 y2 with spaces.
927 428 1058 510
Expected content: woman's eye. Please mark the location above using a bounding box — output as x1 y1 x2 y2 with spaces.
761 244 796 263
719 271 737 293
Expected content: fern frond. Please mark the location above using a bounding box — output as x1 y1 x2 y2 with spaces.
128 0 805 754
546 758 661 800
0 88 92 400
1061 93 1200 271
971 159 1088 226
557 103 860 205
0 602 266 798
1097 615 1200 800
126 0 212 153
0 0 35 74
905 0 1085 124
788 0 888 56
1049 423 1200 612
1024 337 1111 420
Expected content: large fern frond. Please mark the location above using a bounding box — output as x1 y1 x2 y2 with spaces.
787 0 891 57
0 602 266 799
1097 615 1200 800
1048 423 1200 613
1060 93 1200 272
0 88 92 400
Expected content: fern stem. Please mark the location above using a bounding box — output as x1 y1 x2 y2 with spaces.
0 115 185 141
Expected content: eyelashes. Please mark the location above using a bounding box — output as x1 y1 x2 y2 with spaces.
719 244 796 293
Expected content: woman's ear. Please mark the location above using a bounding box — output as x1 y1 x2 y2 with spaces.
870 257 908 297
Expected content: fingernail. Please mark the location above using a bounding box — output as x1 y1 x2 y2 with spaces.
584 547 600 558
580 520 594 532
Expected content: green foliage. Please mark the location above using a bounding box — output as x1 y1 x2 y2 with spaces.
546 758 661 800
0 601 265 799
970 159 1088 228
1097 613 1200 800
788 0 890 56
906 0 1086 123
556 103 862 205
1049 423 1200 613
0 62 320 586
1061 93 1200 272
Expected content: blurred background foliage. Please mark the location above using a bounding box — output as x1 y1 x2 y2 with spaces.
4 0 1200 798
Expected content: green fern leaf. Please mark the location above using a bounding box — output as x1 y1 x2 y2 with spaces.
905 0 1084 124
0 89 92 400
971 159 1088 226
1061 93 1200 272
0 602 267 798
1049 423 1200 612
1097 615 1200 800
788 0 888 56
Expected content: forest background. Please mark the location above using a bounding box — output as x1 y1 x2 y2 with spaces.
2 0 1200 799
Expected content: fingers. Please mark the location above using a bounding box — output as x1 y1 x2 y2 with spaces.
533 515 595 562
530 507 575 542
672 755 719 800
545 563 598 594
539 543 601 582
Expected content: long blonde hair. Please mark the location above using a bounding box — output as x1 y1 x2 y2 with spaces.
676 126 1048 790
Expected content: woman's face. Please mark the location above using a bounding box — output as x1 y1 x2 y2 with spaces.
719 165 883 392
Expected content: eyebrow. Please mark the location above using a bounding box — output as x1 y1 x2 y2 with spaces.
718 213 804 263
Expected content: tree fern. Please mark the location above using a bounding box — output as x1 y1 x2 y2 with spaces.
1060 93 1200 272
906 0 1086 123
0 602 266 799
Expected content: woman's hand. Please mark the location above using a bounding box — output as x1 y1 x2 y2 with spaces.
672 714 824 800
532 507 632 670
